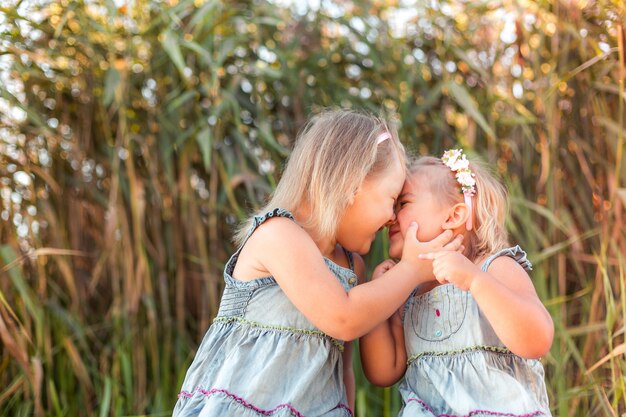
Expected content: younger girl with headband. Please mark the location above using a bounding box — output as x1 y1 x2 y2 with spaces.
173 110 463 417
360 149 553 416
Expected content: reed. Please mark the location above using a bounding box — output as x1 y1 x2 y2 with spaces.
0 1 623 416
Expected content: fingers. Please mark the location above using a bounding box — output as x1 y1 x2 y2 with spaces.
442 234 464 251
430 229 454 246
406 222 418 241
380 259 397 270
417 251 449 260
372 259 397 279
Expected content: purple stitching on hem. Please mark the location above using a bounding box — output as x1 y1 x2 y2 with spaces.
406 398 545 417
178 388 353 417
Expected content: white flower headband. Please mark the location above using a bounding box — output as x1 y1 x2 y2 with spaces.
441 148 476 231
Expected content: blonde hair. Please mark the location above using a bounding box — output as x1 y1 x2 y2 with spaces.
234 108 406 246
410 155 509 261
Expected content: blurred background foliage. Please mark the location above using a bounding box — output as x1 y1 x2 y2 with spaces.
0 0 624 415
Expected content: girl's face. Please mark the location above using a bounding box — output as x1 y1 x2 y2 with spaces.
388 171 450 259
336 156 405 255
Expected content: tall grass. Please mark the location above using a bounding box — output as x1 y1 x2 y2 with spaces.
0 0 624 416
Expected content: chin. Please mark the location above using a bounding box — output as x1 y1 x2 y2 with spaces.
388 241 402 259
355 244 371 256
343 241 370 256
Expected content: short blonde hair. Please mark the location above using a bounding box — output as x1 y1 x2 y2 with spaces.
410 155 509 261
234 108 406 246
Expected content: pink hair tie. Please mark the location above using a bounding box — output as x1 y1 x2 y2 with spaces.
376 132 391 144
464 193 473 231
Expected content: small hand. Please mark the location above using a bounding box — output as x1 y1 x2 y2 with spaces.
399 223 465 284
372 259 397 280
418 251 480 291
401 223 464 263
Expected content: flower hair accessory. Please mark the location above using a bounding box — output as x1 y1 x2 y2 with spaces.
441 149 476 230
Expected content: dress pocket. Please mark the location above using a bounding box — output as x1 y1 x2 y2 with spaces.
405 285 470 342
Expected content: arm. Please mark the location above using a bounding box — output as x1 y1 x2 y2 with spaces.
420 251 554 358
470 256 553 358
253 219 461 341
359 259 407 386
360 308 407 386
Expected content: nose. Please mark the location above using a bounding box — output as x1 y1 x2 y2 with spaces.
385 211 397 226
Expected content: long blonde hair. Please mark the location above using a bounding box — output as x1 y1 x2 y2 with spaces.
410 155 509 261
234 108 405 246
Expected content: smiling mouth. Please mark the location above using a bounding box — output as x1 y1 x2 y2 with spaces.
388 228 400 239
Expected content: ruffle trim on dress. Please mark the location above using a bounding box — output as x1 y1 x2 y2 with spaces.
407 345 512 365
481 245 532 273
406 398 546 417
213 316 345 351
178 388 353 417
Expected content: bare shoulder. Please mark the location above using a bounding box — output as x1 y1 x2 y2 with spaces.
251 216 308 243
233 216 315 280
487 255 528 274
485 255 535 291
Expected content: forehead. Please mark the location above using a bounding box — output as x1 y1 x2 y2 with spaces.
364 157 405 192
405 166 432 187
385 158 406 191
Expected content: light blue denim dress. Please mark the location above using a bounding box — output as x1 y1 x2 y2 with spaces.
398 246 551 417
173 208 356 417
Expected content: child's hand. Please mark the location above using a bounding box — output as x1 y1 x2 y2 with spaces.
400 223 464 282
402 223 460 259
418 251 480 291
372 259 397 280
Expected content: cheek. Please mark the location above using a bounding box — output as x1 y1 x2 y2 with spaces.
396 207 415 234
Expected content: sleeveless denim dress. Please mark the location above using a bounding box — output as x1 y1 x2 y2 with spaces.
398 246 551 417
173 208 356 417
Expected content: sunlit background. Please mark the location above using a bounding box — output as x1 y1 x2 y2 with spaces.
0 0 624 416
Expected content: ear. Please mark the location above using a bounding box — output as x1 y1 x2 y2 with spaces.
441 203 470 230
348 185 361 205
346 187 359 206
